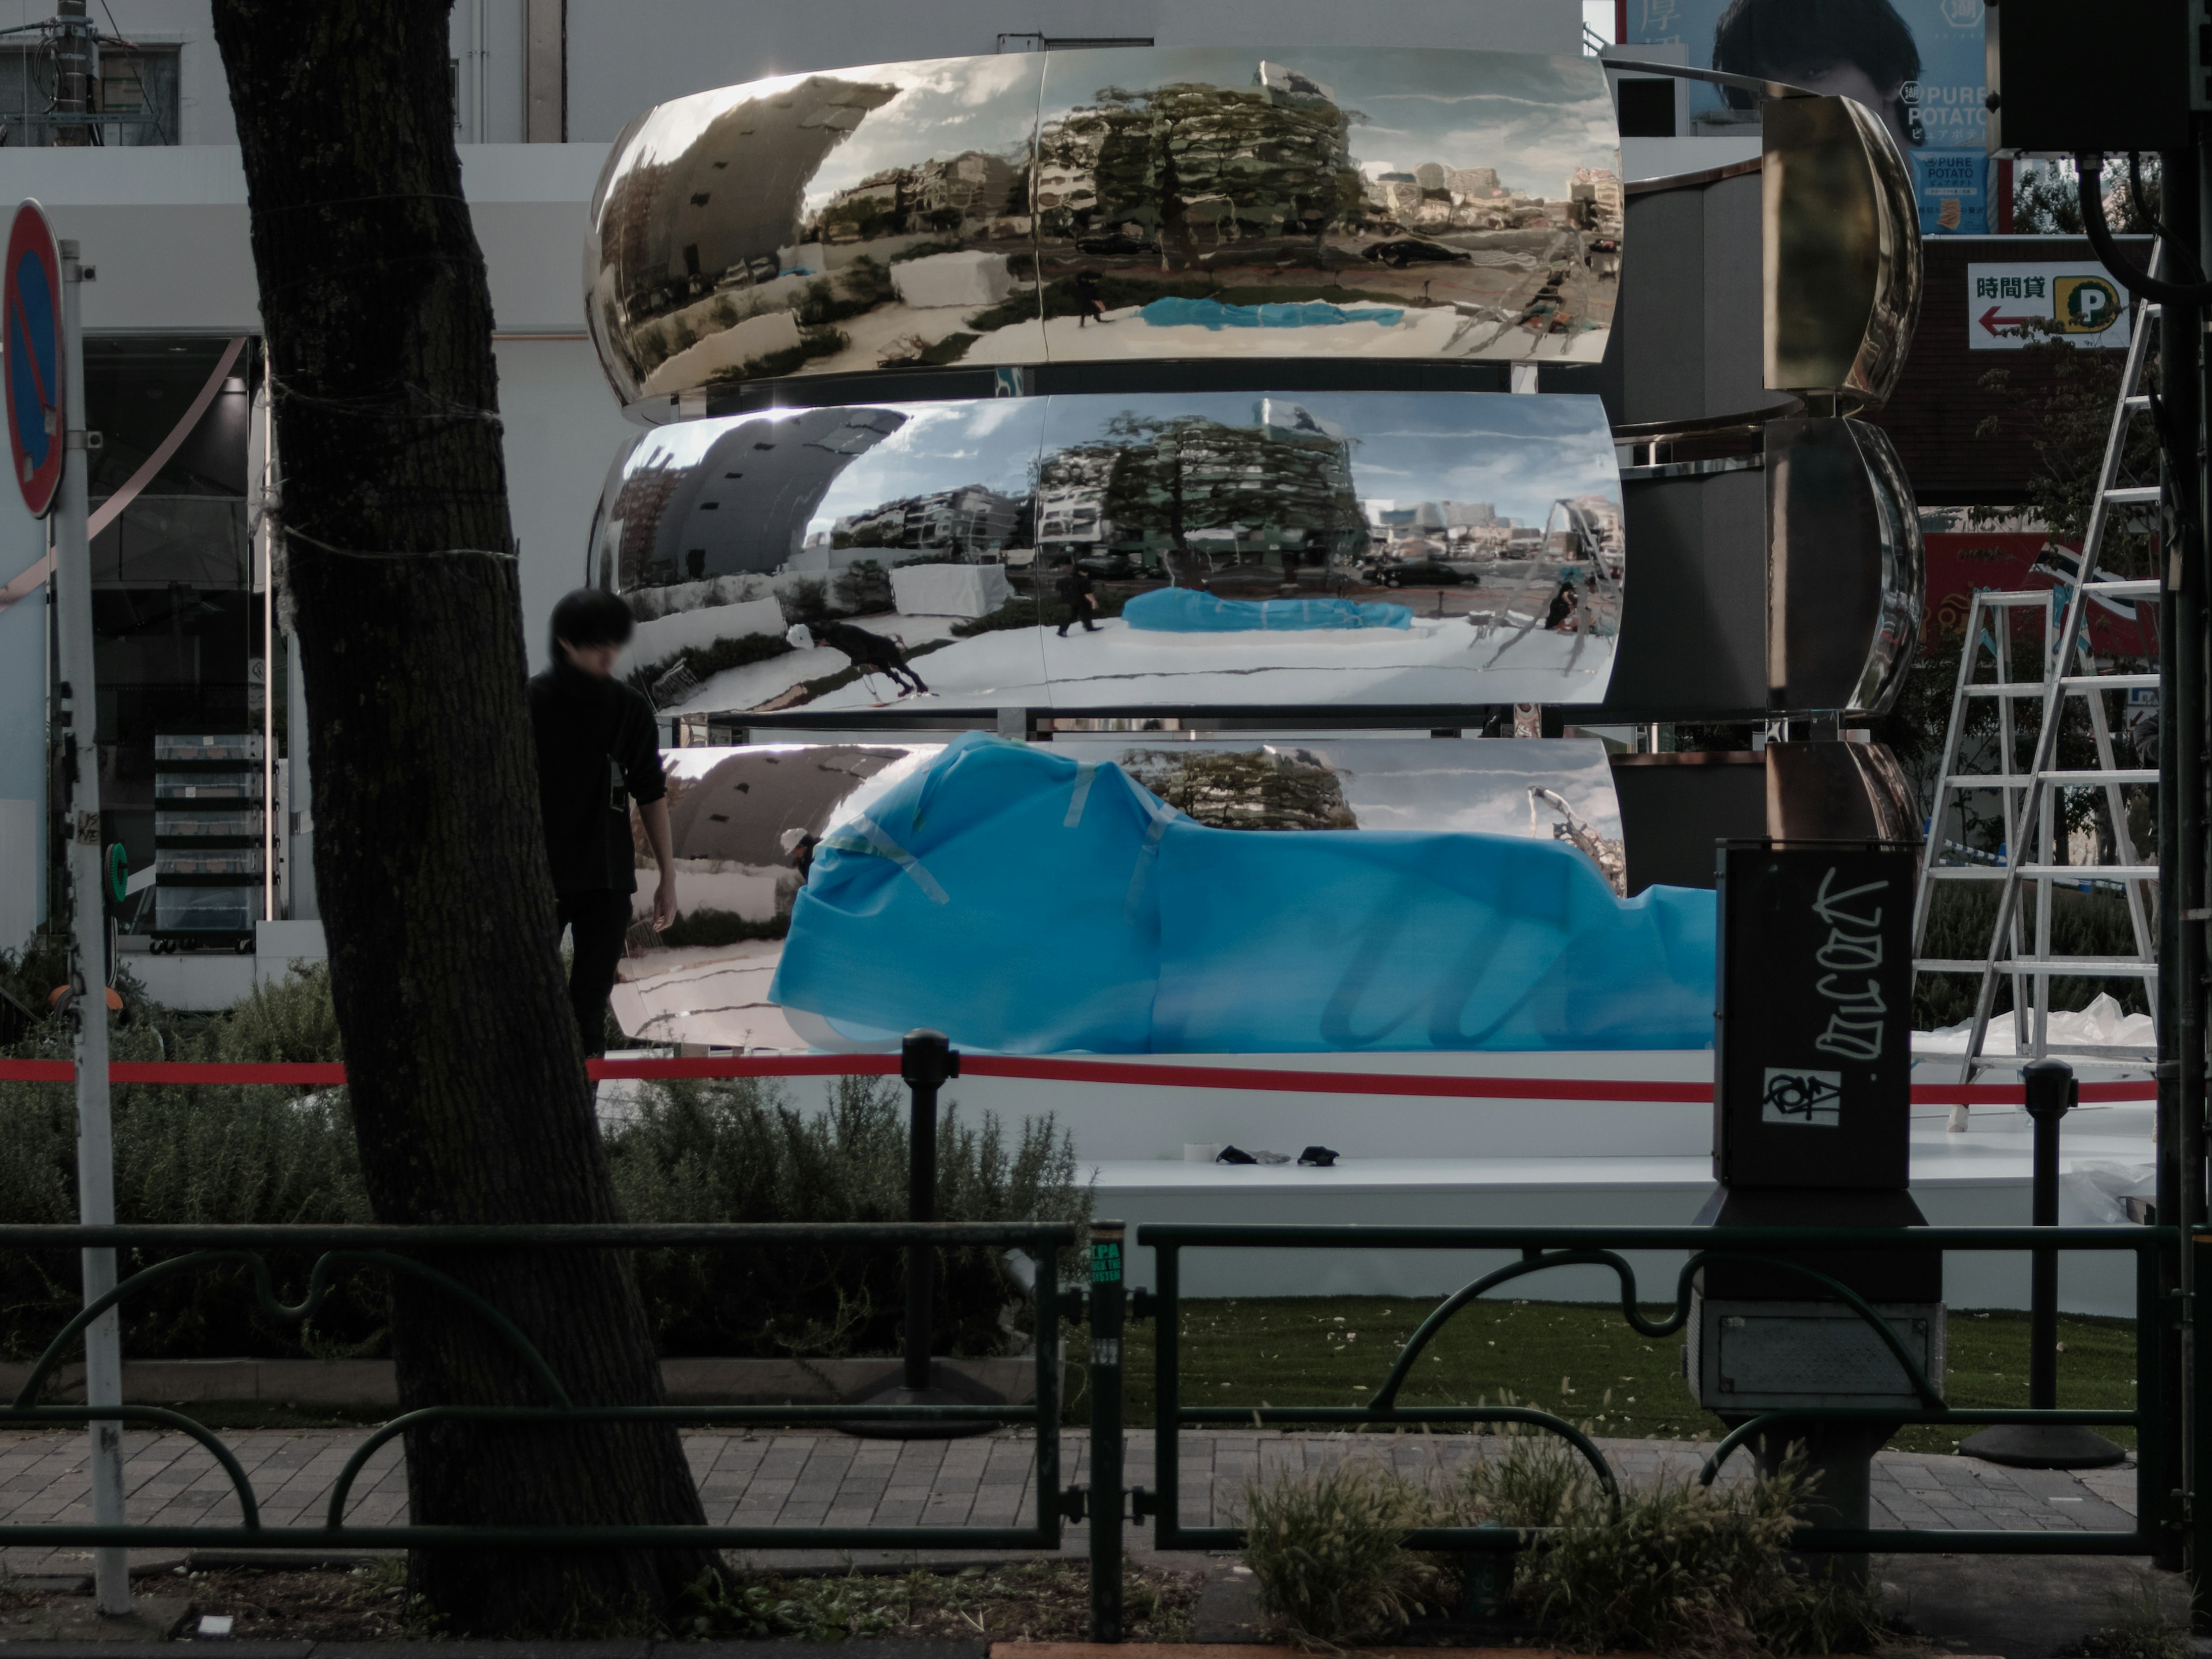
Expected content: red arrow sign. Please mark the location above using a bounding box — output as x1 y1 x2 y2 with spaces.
1979 304 2043 336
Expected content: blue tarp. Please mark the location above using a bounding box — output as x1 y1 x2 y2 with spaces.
1122 588 1414 633
770 736 1716 1055
1137 297 1407 330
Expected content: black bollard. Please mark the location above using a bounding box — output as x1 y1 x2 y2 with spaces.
1960 1059 2126 1468
903 1028 953 1395
844 1029 1001 1439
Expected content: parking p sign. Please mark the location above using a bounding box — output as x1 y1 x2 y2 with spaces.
1968 261 2131 351
3 200 62 517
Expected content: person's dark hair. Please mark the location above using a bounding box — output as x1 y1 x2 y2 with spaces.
1711 0 1921 123
550 586 635 658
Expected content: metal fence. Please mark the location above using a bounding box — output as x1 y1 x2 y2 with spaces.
0 1065 2196 1642
0 1221 1080 1554
1112 1221 2175 1572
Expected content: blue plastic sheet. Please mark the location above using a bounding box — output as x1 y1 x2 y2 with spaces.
1122 588 1414 633
1137 297 1407 330
771 736 1716 1055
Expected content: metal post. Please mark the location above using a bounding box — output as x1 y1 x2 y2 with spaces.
847 1029 986 1438
2184 130 2212 1593
2196 1232 2212 1628
2027 1059 2069 1409
1963 1060 2124 1468
902 1028 950 1395
1088 1220 1125 1644
52 236 127 1615
2164 134 2209 1575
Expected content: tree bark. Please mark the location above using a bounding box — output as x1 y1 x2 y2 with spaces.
207 1 717 1632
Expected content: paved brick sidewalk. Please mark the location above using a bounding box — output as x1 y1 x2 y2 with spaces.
0 1427 2142 1580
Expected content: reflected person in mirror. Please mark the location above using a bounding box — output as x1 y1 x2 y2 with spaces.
786 621 930 696
528 589 677 1056
1056 563 1099 637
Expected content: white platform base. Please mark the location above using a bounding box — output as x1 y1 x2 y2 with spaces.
1079 1096 2153 1316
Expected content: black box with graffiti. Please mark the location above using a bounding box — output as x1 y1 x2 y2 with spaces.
1713 840 1915 1191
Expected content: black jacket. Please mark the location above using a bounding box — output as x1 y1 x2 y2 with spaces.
527 659 665 895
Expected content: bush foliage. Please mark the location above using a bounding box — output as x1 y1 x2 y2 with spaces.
1239 1439 1884 1657
0 952 1089 1367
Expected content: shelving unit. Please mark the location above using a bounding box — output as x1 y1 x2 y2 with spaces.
150 733 266 954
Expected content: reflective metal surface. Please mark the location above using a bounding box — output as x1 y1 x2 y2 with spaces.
1764 416 1924 717
586 47 1622 405
1762 95 1921 408
592 391 1626 713
1764 740 1919 847
620 734 1633 1051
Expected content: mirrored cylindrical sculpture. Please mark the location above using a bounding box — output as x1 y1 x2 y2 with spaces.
586 47 1623 407
1762 94 1921 409
592 390 1627 713
1765 415 1923 716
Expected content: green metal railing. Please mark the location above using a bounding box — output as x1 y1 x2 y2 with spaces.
0 1221 1082 1553
1122 1222 2175 1567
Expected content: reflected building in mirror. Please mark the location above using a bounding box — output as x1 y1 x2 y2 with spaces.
1032 48 1620 367
590 389 1626 715
586 47 1622 407
588 55 1049 403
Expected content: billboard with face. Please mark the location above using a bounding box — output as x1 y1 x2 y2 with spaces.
1623 0 1993 236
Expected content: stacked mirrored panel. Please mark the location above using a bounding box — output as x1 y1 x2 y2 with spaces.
587 47 1623 405
591 391 1626 712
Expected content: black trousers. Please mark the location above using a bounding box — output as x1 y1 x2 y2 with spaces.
558 888 633 1056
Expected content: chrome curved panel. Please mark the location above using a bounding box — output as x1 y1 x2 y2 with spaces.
1762 94 1922 409
1764 415 1923 718
593 391 1625 713
586 48 1622 406
1850 419 1923 717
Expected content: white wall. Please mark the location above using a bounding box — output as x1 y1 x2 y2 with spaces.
0 791 37 955
496 336 635 668
564 0 1586 141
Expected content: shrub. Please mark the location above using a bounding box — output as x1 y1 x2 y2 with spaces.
623 630 791 704
1456 1438 1884 1659
1241 1460 1448 1647
0 967 1090 1368
0 964 382 1364
610 1075 1090 1358
833 558 894 616
652 908 788 949
1915 881 2152 1027
1237 1437 1887 1658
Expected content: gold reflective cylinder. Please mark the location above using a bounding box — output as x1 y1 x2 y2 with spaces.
1762 95 1921 408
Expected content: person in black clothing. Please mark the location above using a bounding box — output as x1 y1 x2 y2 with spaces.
786 620 930 695
1055 564 1098 637
1073 269 1108 326
528 589 677 1055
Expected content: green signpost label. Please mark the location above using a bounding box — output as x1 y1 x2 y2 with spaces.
1089 1240 1122 1283
105 842 127 904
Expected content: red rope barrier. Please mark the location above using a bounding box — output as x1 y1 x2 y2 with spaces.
0 1053 2155 1105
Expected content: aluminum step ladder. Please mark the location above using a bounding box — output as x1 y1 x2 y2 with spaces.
1908 261 2165 1115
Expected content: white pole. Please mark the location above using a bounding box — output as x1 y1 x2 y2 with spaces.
54 233 128 1615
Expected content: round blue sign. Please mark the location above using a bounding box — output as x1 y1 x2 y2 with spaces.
4 200 62 518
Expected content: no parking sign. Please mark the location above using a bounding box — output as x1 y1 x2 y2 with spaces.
3 200 62 517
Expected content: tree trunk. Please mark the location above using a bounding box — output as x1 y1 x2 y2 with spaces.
207 1 717 1632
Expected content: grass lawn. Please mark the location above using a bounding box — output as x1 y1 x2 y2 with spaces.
1071 1297 2141 1457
